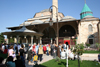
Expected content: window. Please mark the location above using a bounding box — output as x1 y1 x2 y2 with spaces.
88 24 93 32
88 35 94 44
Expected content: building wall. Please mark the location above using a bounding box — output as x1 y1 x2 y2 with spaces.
78 20 99 45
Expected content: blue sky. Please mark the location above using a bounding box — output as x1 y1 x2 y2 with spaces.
0 0 100 34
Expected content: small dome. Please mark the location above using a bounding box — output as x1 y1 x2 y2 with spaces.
83 15 94 18
62 16 76 20
45 18 56 23
31 20 43 25
20 22 31 26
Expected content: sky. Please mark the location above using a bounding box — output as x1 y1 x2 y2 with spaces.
0 0 100 36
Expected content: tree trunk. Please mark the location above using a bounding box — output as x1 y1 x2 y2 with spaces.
78 53 80 67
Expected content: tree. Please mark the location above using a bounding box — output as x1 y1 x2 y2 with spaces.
9 38 14 43
95 43 100 50
73 43 84 67
0 33 5 44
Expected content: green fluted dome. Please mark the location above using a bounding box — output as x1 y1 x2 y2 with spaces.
80 3 93 19
81 3 92 13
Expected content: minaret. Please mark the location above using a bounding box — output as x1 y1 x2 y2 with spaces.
52 0 58 19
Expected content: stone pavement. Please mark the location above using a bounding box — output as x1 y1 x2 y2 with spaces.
25 54 53 67
80 53 98 61
2 53 99 67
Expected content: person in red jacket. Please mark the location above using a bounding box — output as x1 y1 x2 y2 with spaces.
3 46 8 54
43 45 46 54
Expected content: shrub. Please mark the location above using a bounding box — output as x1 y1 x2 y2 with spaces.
95 43 100 49
55 56 60 62
86 43 90 47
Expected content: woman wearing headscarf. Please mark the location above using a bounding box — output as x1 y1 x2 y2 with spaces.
38 45 43 62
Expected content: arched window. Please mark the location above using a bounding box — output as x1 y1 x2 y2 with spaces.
88 35 94 44
88 24 93 32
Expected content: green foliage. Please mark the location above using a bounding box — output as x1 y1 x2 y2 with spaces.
73 43 84 55
86 43 90 47
95 43 100 48
0 33 5 44
99 48 100 51
9 38 14 43
55 56 60 62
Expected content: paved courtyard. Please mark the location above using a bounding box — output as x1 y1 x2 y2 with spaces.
2 53 98 67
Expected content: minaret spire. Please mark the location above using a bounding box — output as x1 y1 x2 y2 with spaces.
85 0 86 3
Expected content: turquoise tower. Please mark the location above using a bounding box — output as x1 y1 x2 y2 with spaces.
80 3 93 19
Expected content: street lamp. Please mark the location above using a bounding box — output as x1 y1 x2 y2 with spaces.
49 5 59 46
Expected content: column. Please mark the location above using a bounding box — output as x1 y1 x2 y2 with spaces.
14 37 17 43
40 37 42 44
31 36 33 45
6 36 9 44
17 35 19 44
56 37 58 46
26 38 28 44
98 22 100 44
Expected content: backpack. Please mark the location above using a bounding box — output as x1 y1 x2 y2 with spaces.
33 55 38 61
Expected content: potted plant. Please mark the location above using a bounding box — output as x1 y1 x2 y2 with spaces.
86 43 90 48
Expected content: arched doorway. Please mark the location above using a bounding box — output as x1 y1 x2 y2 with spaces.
59 25 76 37
42 27 56 44
59 25 76 45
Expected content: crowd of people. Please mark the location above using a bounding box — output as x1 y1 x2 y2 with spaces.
0 43 74 67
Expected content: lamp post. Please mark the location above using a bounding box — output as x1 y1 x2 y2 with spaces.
49 5 59 46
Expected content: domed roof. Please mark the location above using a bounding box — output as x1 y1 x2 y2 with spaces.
31 20 43 25
83 15 94 18
81 3 92 13
40 9 51 12
20 22 31 26
45 18 56 23
61 16 76 20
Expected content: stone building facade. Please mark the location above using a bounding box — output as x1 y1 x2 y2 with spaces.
3 0 100 47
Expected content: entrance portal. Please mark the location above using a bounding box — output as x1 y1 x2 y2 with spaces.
64 40 70 48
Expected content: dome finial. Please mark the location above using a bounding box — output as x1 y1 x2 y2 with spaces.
85 0 86 3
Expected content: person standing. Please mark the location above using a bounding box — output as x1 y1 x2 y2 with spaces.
15 56 24 67
38 45 43 62
46 44 49 56
0 57 7 67
43 45 46 54
8 45 16 58
98 53 100 62
3 46 8 54
19 44 25 67
51 44 54 56
6 56 15 67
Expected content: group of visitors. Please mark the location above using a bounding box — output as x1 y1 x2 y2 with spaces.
0 43 26 67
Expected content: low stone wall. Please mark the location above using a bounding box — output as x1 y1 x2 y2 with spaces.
80 53 98 61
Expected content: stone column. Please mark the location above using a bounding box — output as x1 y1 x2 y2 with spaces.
31 36 33 45
40 37 42 44
98 22 100 44
14 37 17 43
17 35 19 44
6 36 9 44
26 37 28 44
56 37 58 46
